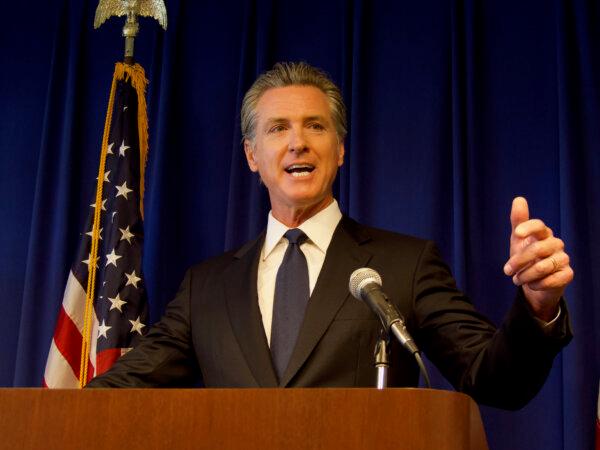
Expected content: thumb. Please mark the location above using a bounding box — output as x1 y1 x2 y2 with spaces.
510 196 529 232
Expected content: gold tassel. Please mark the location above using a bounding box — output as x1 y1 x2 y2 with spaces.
116 63 149 219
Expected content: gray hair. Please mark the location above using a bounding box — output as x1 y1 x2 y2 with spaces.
241 62 347 142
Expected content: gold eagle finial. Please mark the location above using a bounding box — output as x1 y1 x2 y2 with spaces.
94 0 167 30
94 0 167 62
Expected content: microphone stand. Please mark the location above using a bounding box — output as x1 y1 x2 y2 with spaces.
374 330 390 389
373 329 432 389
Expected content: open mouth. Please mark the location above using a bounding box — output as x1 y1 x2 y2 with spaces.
285 163 315 178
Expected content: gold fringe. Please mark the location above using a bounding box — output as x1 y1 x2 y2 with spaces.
115 62 149 219
79 62 149 388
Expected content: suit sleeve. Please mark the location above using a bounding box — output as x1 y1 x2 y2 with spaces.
412 241 572 410
86 269 202 388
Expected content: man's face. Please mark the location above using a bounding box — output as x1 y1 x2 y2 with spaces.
244 85 345 215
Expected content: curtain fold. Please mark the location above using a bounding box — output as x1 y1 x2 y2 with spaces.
555 1 600 449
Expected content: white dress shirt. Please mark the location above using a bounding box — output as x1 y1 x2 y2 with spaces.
257 200 343 345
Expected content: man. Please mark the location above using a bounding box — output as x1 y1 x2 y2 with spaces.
88 62 573 409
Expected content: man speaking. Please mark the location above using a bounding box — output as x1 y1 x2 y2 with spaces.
88 62 573 409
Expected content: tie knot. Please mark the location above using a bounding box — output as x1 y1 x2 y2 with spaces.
284 228 308 245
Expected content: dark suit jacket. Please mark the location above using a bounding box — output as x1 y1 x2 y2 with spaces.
87 217 572 409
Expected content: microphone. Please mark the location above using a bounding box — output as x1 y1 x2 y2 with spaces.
349 268 419 355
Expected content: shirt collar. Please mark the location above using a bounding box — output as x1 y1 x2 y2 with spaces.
263 199 343 260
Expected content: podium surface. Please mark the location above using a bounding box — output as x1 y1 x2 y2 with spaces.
0 388 488 450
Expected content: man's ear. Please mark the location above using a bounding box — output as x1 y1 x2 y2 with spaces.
337 142 345 167
244 140 259 172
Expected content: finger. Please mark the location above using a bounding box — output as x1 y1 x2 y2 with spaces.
511 251 569 285
514 219 553 240
510 197 529 232
524 265 574 291
504 237 565 275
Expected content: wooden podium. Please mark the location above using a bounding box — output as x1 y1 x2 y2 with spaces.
0 388 488 450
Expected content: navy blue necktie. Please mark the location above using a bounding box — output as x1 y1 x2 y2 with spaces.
271 228 310 381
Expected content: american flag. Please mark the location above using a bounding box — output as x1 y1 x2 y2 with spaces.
44 64 149 388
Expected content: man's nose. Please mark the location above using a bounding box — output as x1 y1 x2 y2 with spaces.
288 127 308 154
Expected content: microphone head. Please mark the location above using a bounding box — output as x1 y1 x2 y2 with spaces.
349 267 382 299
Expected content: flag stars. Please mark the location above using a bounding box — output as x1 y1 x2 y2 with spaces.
82 254 99 269
119 140 130 157
108 292 127 312
90 199 107 211
129 316 145 335
105 248 122 267
96 170 110 183
119 225 135 243
97 320 112 339
106 142 114 155
125 270 141 289
116 181 133 200
85 227 103 240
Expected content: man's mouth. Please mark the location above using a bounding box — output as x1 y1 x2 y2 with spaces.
284 164 315 178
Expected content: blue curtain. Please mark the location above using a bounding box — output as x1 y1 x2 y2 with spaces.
1 1 598 449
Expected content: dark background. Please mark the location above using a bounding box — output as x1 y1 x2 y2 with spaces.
1 1 598 449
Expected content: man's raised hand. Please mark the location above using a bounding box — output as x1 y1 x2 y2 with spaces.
503 197 574 321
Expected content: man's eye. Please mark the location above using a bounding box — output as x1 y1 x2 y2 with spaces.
268 125 286 133
308 123 325 131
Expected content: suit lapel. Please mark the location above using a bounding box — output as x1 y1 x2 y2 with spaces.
223 233 279 387
280 217 373 386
